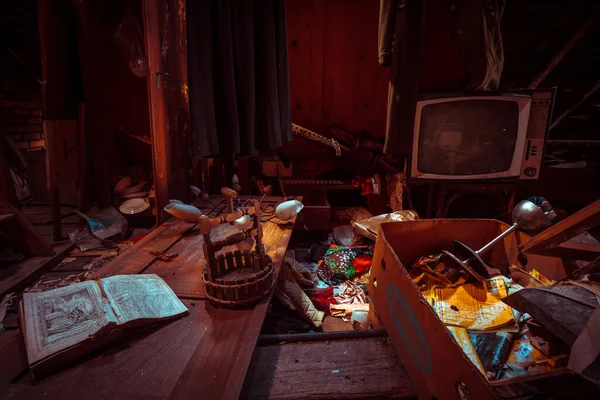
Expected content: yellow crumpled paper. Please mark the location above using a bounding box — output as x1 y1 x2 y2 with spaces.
422 277 517 331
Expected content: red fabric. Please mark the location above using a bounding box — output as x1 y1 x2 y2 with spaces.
310 286 336 314
352 254 373 274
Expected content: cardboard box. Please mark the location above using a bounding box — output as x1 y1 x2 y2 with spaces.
368 219 600 400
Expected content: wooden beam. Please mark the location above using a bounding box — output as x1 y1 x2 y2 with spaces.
521 199 600 257
528 13 598 89
143 0 193 225
550 79 600 130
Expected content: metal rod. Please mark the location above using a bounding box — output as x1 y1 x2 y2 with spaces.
475 223 518 257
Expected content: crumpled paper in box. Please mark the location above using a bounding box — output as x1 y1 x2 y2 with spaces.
352 210 419 242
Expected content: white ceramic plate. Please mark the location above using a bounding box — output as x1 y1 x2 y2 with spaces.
119 198 150 215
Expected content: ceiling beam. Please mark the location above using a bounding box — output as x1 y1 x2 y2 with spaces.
528 12 598 89
550 79 600 130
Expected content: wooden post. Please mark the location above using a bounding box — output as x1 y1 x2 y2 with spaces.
143 0 193 224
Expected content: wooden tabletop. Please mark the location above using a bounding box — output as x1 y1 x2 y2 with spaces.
2 196 297 400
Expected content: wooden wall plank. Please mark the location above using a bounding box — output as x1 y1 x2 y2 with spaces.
287 0 387 138
286 0 314 128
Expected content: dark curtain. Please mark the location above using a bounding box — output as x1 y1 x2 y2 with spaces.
378 0 505 154
186 0 292 158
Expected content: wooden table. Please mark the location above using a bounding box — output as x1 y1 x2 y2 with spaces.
1 196 297 400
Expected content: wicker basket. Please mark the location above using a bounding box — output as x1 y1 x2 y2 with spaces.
203 250 274 307
199 198 274 308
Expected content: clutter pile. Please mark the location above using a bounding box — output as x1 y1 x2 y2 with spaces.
405 199 600 383
273 208 419 330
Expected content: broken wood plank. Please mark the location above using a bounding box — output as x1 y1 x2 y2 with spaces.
97 219 196 278
0 192 55 257
521 199 600 257
0 242 73 298
70 249 119 258
503 286 597 346
51 256 96 271
241 336 414 400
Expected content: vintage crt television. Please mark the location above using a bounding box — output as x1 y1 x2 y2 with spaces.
410 90 555 181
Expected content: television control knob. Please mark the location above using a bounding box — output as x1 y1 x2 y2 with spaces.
524 167 537 177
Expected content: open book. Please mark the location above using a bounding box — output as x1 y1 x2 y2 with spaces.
20 274 188 380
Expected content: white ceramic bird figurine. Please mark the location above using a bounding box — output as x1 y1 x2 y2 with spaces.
164 203 202 223
275 200 304 221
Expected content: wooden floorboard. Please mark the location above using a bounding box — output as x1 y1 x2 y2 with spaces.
5 196 299 400
167 200 298 400
0 330 27 385
20 204 80 245
241 336 414 400
98 219 196 278
14 300 210 397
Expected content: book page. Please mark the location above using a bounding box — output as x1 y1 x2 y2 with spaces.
22 281 117 365
100 274 188 324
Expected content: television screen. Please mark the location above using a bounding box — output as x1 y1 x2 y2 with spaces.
417 100 519 176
